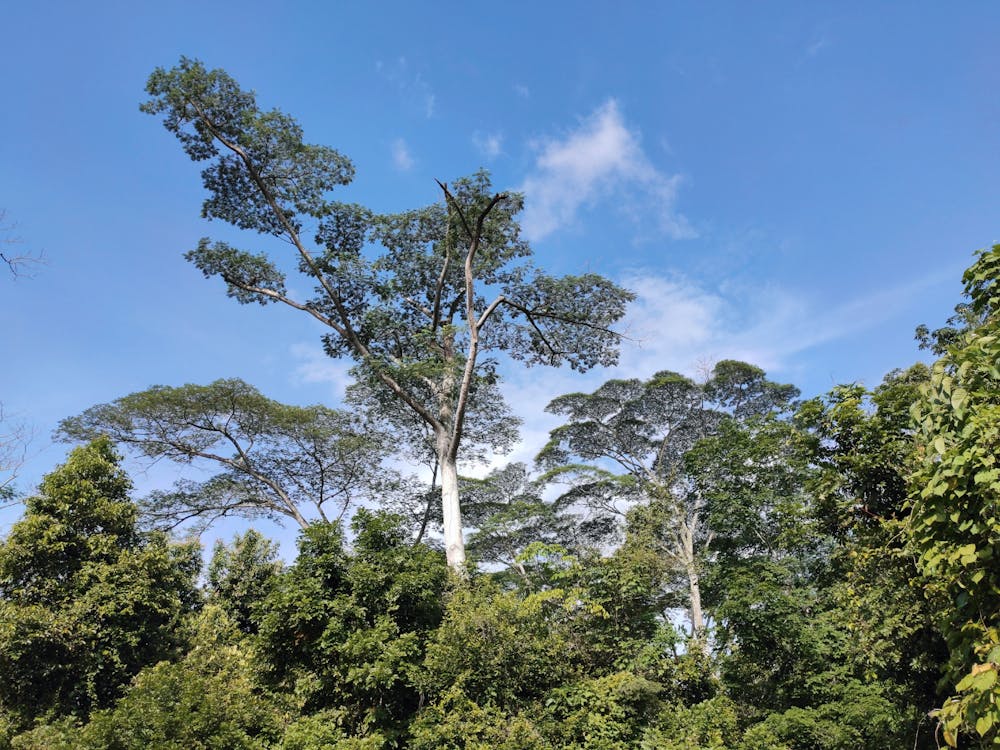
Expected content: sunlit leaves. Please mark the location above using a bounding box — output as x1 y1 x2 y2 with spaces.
909 244 1000 746
142 57 352 235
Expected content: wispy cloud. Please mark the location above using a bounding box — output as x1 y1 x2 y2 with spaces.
290 343 353 400
513 83 530 99
518 100 694 243
614 268 953 377
375 57 436 118
805 37 829 58
493 267 954 470
472 131 503 159
391 138 414 171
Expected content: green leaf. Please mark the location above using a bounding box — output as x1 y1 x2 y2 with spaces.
970 668 998 691
975 712 995 736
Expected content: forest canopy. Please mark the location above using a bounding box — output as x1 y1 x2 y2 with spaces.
1 57 998 750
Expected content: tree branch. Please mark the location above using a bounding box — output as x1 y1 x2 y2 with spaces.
476 295 506 330
446 189 506 462
191 102 443 433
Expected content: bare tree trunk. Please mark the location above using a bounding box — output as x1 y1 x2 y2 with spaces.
438 438 466 571
687 562 704 638
681 521 705 639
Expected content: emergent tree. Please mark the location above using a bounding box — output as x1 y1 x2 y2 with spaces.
141 58 634 569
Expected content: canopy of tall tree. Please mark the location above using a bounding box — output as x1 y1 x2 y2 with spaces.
141 58 634 569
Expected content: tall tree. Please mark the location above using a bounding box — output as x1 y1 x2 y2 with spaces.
141 58 633 569
346 372 520 545
539 361 797 637
59 379 388 531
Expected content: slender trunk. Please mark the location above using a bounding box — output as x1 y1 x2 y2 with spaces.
437 436 466 571
687 562 704 638
681 521 705 639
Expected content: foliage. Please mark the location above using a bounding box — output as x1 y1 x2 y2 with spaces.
9 606 284 749
541 361 799 637
462 463 580 579
540 671 665 749
279 709 386 750
736 685 900 750
409 688 550 750
412 545 708 748
0 440 199 726
418 578 577 710
639 695 740 750
207 529 283 634
796 366 947 731
909 244 1000 747
59 379 388 531
675 382 920 748
256 511 448 741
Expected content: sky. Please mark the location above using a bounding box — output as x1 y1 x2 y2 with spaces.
3 2 999 549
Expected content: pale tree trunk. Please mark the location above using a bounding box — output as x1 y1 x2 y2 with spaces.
433 185 507 575
680 520 705 640
437 434 466 571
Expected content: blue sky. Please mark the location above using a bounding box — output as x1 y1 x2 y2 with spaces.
3 2 998 545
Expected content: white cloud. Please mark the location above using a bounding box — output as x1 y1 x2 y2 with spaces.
518 100 694 242
391 138 414 171
492 267 952 469
289 343 353 400
472 131 503 159
513 83 530 99
612 270 949 379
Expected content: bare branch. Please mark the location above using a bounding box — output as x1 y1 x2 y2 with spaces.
431 219 453 332
476 295 506 330
436 180 474 241
1 210 45 280
448 192 507 462
0 403 32 494
403 297 434 319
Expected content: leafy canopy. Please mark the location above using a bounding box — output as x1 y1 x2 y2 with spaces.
0 440 199 725
59 379 388 531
